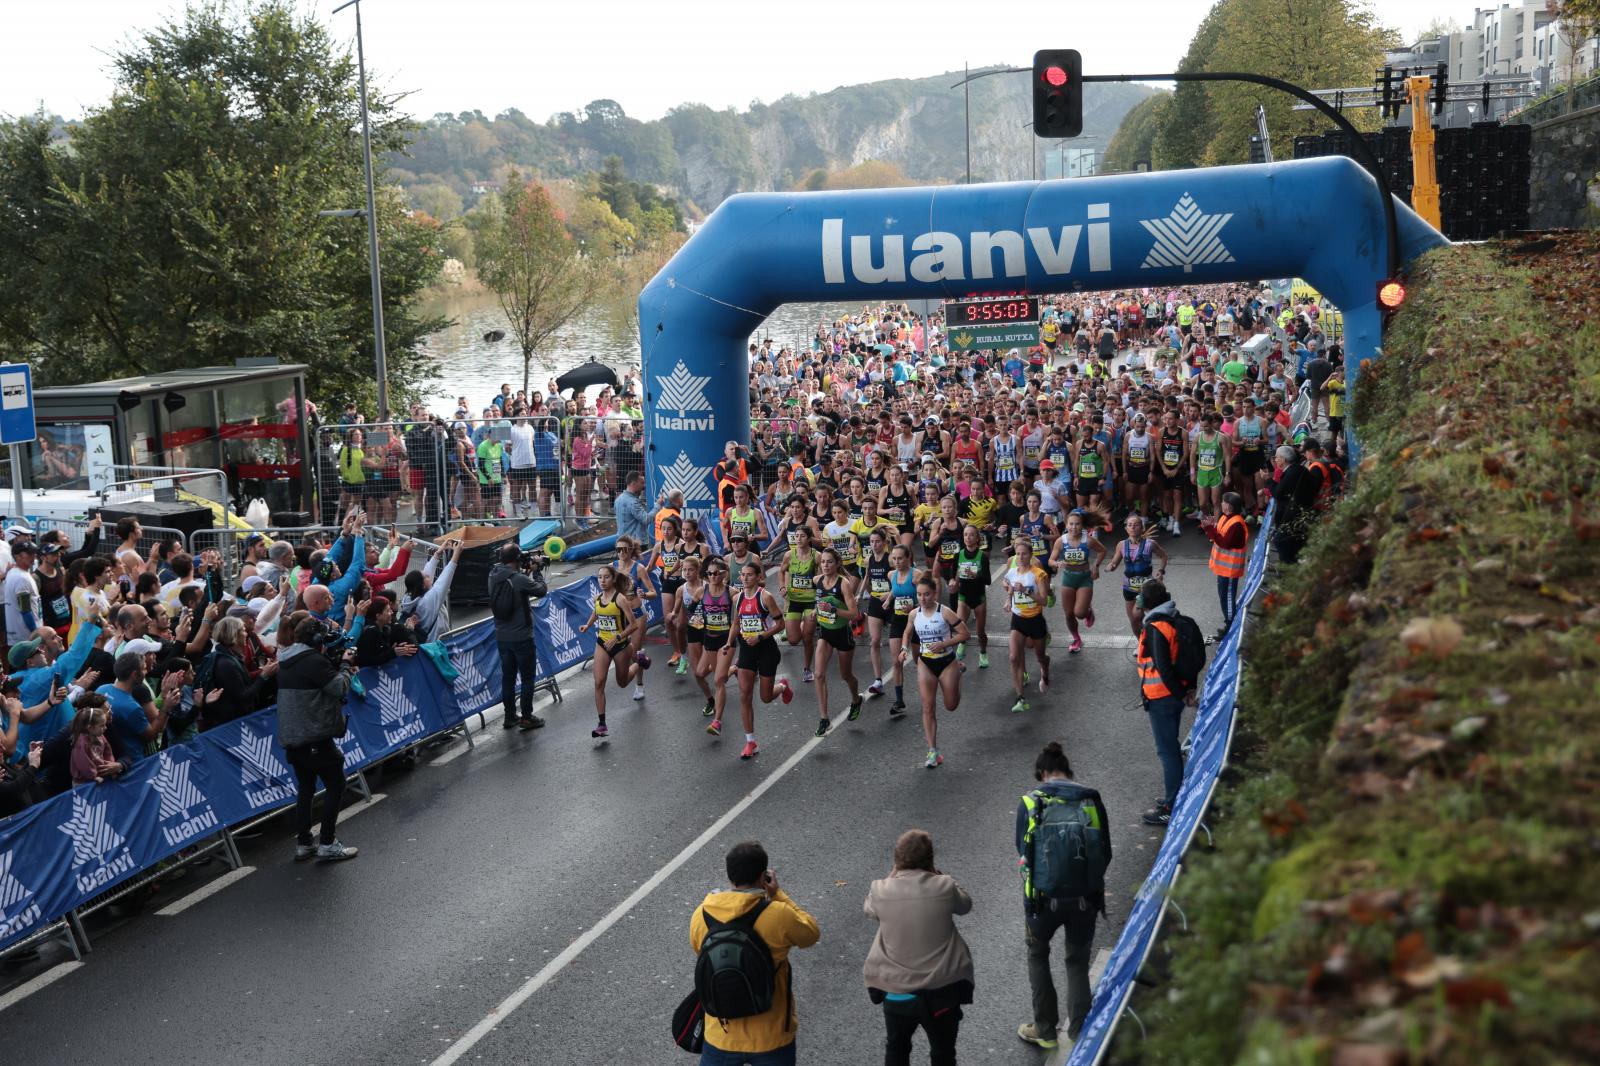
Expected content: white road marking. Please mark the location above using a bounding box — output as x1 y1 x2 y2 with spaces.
430 734 827 1066
155 866 256 917
0 961 84 1013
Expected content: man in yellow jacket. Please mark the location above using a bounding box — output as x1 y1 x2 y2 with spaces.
689 841 821 1063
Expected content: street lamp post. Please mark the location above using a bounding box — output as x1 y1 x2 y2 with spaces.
333 0 389 422
951 64 1028 184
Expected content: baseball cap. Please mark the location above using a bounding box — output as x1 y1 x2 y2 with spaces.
3 524 34 539
6 638 43 669
1039 459 1056 471
11 541 37 556
124 638 164 656
241 575 269 594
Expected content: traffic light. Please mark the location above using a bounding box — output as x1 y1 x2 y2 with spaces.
1433 62 1448 115
1033 50 1083 138
1377 66 1396 120
1248 135 1267 164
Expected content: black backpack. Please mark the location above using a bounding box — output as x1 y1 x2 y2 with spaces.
694 898 776 1021
1166 612 1208 691
1025 790 1111 901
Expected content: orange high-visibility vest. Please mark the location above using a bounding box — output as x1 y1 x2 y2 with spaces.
654 507 681 544
1137 620 1179 701
1208 514 1248 579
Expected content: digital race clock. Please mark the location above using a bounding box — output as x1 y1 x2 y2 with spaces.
943 296 1041 326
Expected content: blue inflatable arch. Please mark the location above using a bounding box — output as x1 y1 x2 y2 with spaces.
638 156 1445 512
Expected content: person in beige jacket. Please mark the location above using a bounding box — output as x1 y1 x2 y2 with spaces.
863 829 975 1066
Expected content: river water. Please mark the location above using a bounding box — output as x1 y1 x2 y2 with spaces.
415 287 864 413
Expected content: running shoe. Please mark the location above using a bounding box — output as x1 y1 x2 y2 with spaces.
592 723 610 739
635 651 652 670
777 678 794 704
294 842 316 862
674 657 688 676
815 718 831 738
632 683 645 702
740 740 759 760
1142 804 1172 827
889 700 907 719
803 668 814 683
1017 1023 1059 1050
847 694 863 721
706 718 722 736
1039 665 1051 694
1011 698 1030 714
955 642 965 661
978 652 990 669
315 840 359 863
867 678 884 697
925 748 943 769
1085 607 1096 629
701 699 715 717
666 654 681 670
851 618 865 637
1069 636 1083 653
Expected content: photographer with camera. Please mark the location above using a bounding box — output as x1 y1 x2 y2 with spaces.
488 543 549 731
275 610 360 863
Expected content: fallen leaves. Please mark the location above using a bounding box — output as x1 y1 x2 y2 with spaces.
1400 617 1464 658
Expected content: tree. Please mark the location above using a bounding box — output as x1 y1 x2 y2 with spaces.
412 182 464 221
1201 0 1396 166
596 155 640 221
1555 2 1600 85
1104 93 1171 172
0 1 443 412
1151 1 1231 170
471 172 602 394
568 195 636 256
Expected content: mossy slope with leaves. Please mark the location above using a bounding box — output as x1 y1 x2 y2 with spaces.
1118 235 1600 1065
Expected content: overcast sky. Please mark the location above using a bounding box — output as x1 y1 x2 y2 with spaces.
3 0 1460 123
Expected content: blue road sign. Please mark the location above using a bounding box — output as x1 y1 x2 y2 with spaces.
0 364 36 445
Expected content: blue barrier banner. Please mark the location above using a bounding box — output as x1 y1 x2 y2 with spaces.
1066 500 1275 1065
0 652 468 953
443 620 502 723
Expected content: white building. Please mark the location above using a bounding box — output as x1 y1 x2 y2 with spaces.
1448 2 1597 90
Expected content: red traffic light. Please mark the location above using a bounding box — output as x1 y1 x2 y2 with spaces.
1043 66 1069 87
1377 280 1407 309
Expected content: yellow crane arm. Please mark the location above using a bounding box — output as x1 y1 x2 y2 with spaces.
1407 75 1441 229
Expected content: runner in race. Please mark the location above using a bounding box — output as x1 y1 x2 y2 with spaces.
577 565 648 740
904 573 969 769
1071 423 1111 510
1122 414 1155 520
772 494 821 554
695 559 735 724
879 543 922 719
615 534 657 701
809 548 863 736
721 483 766 552
1191 410 1230 523
950 522 992 668
730 560 794 758
1155 409 1189 537
653 515 689 676
1230 397 1268 524
861 527 894 699
1106 513 1169 637
1004 537 1053 714
926 495 965 593
1048 507 1109 653
824 498 863 581
724 531 762 596
878 464 917 551
780 531 819 683
676 556 716 712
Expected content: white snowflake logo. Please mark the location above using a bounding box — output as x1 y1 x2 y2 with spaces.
334 732 366 771
1140 193 1235 274
451 649 489 699
0 852 33 913
657 451 715 505
655 360 713 417
372 672 418 728
58 793 125 868
231 727 290 790
545 604 579 647
150 753 206 821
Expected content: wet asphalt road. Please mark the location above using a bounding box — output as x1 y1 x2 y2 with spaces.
1 535 1226 1066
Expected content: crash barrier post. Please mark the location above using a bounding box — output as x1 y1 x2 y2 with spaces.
1063 500 1275 1066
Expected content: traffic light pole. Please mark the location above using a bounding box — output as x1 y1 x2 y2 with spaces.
1081 71 1402 278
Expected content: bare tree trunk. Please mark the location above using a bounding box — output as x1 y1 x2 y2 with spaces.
523 347 533 396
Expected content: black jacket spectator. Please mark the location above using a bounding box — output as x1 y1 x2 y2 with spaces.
355 621 414 668
202 645 274 729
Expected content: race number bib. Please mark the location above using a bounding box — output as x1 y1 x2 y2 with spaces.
894 593 915 615
816 599 838 626
871 577 890 595
740 613 765 635
1127 574 1148 591
957 559 979 579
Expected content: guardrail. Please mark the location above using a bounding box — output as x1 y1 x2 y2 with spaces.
1065 500 1275 1065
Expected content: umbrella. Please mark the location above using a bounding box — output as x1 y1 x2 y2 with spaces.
555 357 620 394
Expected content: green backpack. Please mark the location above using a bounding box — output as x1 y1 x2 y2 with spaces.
1025 791 1110 901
